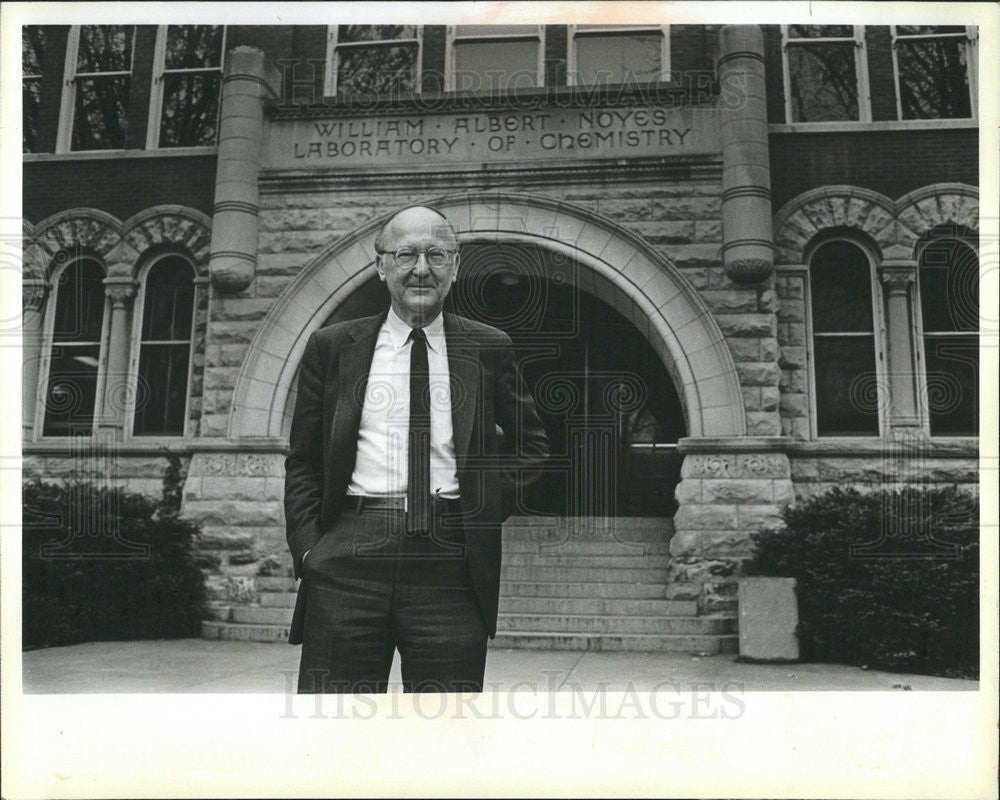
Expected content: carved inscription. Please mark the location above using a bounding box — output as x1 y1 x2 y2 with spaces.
266 105 717 170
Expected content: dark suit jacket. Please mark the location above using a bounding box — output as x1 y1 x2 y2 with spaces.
284 310 549 644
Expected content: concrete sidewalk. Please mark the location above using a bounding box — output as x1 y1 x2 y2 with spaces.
21 639 977 693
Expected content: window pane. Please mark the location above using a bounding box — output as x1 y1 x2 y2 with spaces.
455 25 537 37
788 43 859 121
23 79 41 153
164 25 223 69
453 40 539 92
814 336 880 436
919 239 978 333
23 26 45 75
77 25 133 73
71 76 129 150
158 72 222 146
134 344 190 436
142 258 195 341
337 44 418 95
575 33 662 85
42 344 101 436
338 25 418 42
789 25 854 38
924 334 978 435
52 259 105 343
897 38 971 119
810 241 873 333
896 26 966 36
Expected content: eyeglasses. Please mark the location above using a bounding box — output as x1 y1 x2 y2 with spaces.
377 246 456 269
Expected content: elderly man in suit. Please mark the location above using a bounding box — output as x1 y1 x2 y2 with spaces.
284 205 549 693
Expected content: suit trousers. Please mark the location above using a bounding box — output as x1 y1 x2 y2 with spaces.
296 503 488 693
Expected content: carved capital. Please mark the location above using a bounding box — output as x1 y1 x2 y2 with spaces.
22 279 50 313
103 277 138 308
878 262 916 294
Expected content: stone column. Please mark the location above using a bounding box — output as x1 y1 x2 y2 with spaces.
99 277 137 439
669 438 794 613
878 247 921 431
209 46 283 294
22 278 49 436
718 25 774 284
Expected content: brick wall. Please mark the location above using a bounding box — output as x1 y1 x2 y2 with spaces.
23 156 217 222
770 128 978 211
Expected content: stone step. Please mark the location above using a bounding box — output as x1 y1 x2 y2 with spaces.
490 632 739 654
500 581 667 599
259 592 299 608
232 606 294 625
502 540 672 556
499 565 670 583
201 620 737 654
500 552 671 568
503 520 673 544
498 613 734 636
499 597 698 616
202 620 290 643
255 576 297 593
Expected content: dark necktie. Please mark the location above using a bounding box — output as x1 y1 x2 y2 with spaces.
406 327 431 533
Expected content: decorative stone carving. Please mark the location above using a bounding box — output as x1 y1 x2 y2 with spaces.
773 183 979 264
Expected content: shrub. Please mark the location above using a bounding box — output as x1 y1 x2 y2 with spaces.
743 486 979 678
22 463 207 650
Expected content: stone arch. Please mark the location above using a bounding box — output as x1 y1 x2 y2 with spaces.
28 208 122 281
121 205 213 279
773 186 896 263
895 183 978 252
230 191 745 440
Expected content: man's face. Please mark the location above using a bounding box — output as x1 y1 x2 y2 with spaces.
376 208 459 326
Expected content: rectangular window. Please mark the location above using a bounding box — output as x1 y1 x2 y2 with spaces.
325 25 421 99
58 25 135 152
446 25 543 93
782 24 869 123
23 26 46 153
567 25 669 86
892 26 975 120
149 25 225 148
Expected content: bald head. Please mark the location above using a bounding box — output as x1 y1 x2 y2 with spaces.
375 206 457 254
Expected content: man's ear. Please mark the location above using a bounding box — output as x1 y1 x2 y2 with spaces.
375 254 387 282
452 251 460 281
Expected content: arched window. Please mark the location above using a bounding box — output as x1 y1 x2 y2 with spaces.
808 239 880 436
43 257 106 436
133 255 195 436
917 236 978 436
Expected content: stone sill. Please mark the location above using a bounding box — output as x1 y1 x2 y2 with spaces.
787 438 978 458
769 119 977 135
23 147 217 163
23 437 289 457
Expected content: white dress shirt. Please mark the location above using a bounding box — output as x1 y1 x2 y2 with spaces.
346 307 460 498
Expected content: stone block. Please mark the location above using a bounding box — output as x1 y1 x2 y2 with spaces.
736 361 781 387
694 220 722 242
758 288 779 313
701 478 774 505
778 345 807 368
651 196 722 220
741 387 762 411
779 393 809 418
674 478 702 503
738 577 799 660
673 503 739 531
759 337 779 362
746 412 781 436
760 386 780 411
717 313 776 338
727 338 760 362
702 289 759 314
737 504 785 532
204 575 258 603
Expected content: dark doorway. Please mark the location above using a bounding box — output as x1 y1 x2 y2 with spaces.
322 242 686 516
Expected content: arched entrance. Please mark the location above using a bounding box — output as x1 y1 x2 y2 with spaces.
219 192 744 650
230 192 744 442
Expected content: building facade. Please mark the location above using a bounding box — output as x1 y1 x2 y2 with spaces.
22 23 980 651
